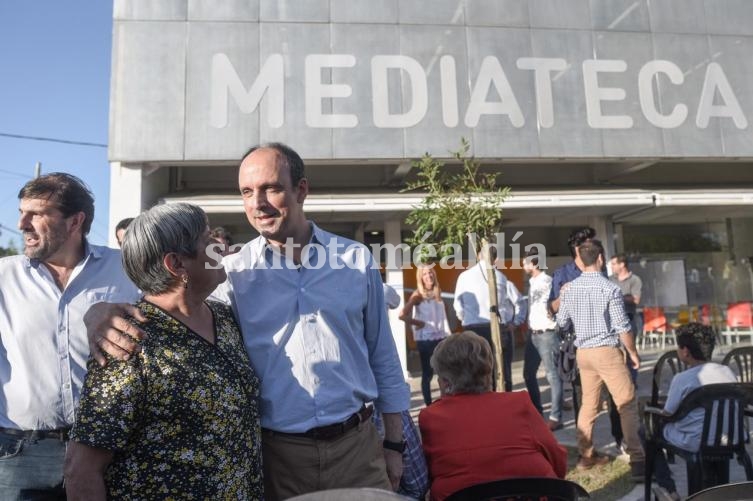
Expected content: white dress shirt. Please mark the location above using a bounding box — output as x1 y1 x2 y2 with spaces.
501 280 526 326
453 263 508 327
0 243 139 430
213 223 410 433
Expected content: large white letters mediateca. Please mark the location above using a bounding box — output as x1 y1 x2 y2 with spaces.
209 53 748 131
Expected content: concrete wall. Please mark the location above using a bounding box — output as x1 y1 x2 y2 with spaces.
110 0 753 162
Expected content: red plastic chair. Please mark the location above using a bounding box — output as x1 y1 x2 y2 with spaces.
722 302 753 344
641 307 669 350
701 304 724 327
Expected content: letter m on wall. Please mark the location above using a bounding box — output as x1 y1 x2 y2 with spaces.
210 53 284 129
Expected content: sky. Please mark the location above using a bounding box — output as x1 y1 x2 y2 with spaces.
0 1 114 249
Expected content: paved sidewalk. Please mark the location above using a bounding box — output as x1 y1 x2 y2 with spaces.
406 342 753 500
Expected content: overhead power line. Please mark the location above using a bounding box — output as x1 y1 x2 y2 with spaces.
0 224 21 236
0 168 32 179
0 132 107 148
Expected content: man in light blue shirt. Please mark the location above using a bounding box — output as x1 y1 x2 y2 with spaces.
87 143 410 500
0 173 139 499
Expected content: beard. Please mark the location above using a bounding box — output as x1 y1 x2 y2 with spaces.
23 223 69 260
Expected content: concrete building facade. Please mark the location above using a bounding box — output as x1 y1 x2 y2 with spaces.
108 0 753 372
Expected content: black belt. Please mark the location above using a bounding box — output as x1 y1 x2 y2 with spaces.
0 427 70 441
465 323 508 330
531 329 553 334
263 405 373 441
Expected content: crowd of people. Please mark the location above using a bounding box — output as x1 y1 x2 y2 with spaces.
0 141 743 500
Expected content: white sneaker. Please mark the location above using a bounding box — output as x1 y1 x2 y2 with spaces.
653 486 681 501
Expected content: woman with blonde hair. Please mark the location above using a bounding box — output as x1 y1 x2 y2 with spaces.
419 332 567 500
400 265 450 405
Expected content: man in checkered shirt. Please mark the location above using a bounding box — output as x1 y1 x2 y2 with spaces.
556 240 645 481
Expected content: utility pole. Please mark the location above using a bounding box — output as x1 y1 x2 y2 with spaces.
35 161 41 178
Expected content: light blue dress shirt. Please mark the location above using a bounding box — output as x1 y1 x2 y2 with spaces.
0 243 139 430
213 223 410 433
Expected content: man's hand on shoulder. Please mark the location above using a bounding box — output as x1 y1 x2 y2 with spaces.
84 302 148 366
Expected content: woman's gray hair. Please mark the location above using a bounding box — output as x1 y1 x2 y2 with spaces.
430 331 493 395
121 203 208 295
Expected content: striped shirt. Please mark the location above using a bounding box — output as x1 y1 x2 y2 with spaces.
555 271 631 349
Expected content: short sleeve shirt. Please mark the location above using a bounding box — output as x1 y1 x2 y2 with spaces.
662 363 737 452
70 300 263 500
610 273 642 316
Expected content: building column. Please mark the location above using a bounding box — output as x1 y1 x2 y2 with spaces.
108 162 144 247
589 215 616 261
383 219 408 378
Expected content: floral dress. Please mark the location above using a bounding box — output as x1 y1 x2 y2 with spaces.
70 299 263 500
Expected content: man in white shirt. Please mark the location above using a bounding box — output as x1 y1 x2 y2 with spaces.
454 246 524 391
0 173 138 498
522 249 564 431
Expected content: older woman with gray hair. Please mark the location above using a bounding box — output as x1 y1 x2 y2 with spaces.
64 203 262 500
418 331 567 501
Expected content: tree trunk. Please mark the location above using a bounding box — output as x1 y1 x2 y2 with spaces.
481 239 505 392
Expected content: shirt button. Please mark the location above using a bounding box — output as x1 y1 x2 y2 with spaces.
300 287 306 292
63 383 71 389
318 410 324 416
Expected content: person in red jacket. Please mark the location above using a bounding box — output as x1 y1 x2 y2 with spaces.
419 331 567 501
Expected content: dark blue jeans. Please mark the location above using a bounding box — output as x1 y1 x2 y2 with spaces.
523 329 564 423
465 323 513 392
416 339 442 405
0 432 66 500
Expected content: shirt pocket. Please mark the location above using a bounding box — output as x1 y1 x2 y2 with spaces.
84 288 136 305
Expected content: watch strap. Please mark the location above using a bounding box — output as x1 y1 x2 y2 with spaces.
383 439 406 453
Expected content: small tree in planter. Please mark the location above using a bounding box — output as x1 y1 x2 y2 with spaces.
403 138 511 391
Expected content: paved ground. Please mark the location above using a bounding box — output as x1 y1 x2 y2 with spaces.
405 341 753 500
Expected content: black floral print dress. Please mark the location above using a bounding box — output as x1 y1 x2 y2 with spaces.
71 299 262 500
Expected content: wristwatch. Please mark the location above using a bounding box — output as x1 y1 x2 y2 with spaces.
383 439 407 453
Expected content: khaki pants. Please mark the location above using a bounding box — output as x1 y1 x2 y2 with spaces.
262 421 391 500
576 346 645 464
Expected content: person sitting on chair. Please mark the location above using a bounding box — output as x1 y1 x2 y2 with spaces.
419 332 567 501
648 322 737 501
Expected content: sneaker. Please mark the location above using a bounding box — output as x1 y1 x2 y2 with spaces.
576 453 611 470
547 420 563 431
653 486 681 501
630 461 645 483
